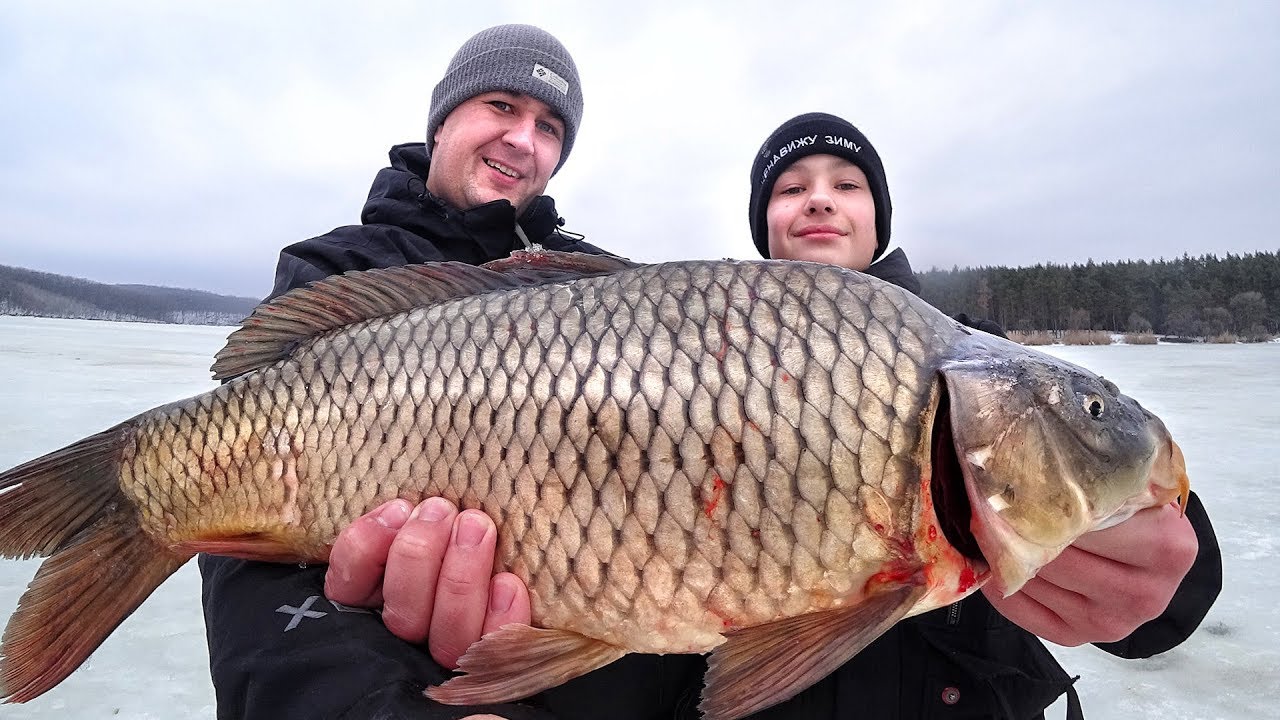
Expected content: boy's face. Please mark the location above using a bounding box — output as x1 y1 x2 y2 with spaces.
427 91 566 214
766 154 877 272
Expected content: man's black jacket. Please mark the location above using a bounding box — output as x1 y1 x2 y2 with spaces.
201 144 1221 719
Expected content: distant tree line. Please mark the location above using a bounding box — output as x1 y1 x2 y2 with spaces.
7 253 1276 337
0 264 257 326
918 251 1278 339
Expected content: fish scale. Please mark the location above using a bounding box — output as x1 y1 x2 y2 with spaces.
0 251 1190 720
129 261 936 646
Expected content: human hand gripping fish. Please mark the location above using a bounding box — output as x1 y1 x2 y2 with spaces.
323 498 533 669
0 250 1190 719
984 500 1198 646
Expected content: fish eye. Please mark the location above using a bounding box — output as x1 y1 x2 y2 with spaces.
1083 394 1106 419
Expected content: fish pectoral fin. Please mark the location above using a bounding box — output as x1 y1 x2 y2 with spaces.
173 529 316 563
426 623 627 706
700 584 926 720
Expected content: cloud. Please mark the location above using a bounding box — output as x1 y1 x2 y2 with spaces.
1 1 1276 297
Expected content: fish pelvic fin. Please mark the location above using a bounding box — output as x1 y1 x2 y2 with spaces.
172 530 323 562
0 425 188 703
700 584 926 720
211 250 641 380
425 623 627 706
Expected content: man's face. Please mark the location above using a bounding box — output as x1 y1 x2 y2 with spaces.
766 154 878 272
426 91 565 214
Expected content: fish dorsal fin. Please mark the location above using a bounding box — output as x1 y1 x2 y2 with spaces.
426 624 627 706
481 248 642 277
700 584 926 720
211 251 639 381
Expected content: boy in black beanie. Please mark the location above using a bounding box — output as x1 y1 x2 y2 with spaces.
747 112 923 292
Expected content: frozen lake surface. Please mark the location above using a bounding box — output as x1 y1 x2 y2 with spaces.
0 316 1276 719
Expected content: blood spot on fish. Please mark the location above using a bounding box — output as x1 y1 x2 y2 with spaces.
781 372 791 383
268 428 301 525
707 606 736 631
197 453 212 473
714 319 731 363
875 528 918 559
703 475 728 520
927 525 938 541
866 560 922 591
957 567 978 593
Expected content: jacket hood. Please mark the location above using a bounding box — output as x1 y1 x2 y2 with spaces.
864 247 921 295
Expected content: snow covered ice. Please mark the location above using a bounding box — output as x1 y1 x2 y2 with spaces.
0 317 224 719
0 316 1276 719
1039 343 1279 720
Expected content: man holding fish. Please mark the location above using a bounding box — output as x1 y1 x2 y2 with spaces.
197 22 613 720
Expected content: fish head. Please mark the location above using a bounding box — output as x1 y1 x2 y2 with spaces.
937 332 1190 597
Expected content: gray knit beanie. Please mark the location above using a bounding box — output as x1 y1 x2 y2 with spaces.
426 24 583 175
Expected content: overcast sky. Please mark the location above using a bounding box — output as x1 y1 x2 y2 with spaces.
1 1 1276 299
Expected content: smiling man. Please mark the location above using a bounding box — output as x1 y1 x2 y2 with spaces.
248 23 603 302
198 24 610 720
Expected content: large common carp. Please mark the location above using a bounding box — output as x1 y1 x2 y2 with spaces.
0 250 1189 718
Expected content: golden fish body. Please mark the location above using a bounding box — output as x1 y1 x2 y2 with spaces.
0 251 1189 718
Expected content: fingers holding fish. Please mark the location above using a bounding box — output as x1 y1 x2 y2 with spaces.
1038 504 1198 632
428 509 506 669
983 504 1198 645
482 573 532 636
325 499 414 607
375 498 461 644
1066 503 1199 580
989 569 1154 645
325 497 532 664
981 579 1086 646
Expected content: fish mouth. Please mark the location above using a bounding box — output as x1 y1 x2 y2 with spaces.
929 384 985 564
1166 440 1191 514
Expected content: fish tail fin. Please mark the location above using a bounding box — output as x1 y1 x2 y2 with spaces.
0 425 187 703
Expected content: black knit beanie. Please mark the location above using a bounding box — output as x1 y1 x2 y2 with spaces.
748 112 892 260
